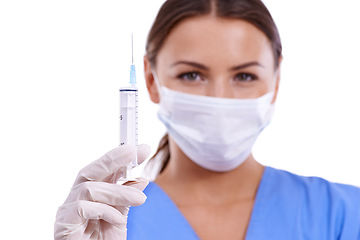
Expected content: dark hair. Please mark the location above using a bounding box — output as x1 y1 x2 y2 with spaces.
145 0 282 176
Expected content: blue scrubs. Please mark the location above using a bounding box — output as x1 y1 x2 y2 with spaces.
127 167 360 239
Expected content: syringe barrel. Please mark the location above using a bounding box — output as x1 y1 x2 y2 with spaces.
119 87 138 167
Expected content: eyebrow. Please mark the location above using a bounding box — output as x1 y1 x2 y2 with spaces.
170 60 263 71
170 61 209 70
230 61 264 71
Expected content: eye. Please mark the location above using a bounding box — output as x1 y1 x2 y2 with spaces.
177 71 202 82
234 73 258 82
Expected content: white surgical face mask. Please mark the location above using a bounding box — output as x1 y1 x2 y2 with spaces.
155 80 275 172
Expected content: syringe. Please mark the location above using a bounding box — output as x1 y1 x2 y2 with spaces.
119 33 138 180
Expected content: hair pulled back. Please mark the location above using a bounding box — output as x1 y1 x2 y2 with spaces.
145 0 282 176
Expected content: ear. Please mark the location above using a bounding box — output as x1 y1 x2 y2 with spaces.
144 55 160 103
271 56 282 104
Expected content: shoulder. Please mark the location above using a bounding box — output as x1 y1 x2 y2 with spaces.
266 167 360 205
128 182 166 226
261 167 360 238
127 182 199 240
127 183 163 239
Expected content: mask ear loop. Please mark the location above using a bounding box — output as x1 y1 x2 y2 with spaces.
151 70 163 101
269 68 280 104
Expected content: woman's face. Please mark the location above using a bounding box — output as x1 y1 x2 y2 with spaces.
145 15 281 101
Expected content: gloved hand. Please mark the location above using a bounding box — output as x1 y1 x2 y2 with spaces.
54 144 151 240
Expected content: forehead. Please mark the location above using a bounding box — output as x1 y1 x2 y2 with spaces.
157 15 274 68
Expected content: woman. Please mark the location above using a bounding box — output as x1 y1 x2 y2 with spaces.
55 0 360 239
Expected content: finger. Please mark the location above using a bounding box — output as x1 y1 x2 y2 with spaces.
74 145 136 185
56 200 126 226
67 181 147 207
101 144 152 183
79 201 126 225
123 177 149 191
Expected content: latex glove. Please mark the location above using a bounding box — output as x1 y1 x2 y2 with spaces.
54 144 151 240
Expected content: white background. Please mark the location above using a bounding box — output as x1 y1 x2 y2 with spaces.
1 0 359 239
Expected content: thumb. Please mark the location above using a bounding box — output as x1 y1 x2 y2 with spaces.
74 145 136 185
136 144 151 165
